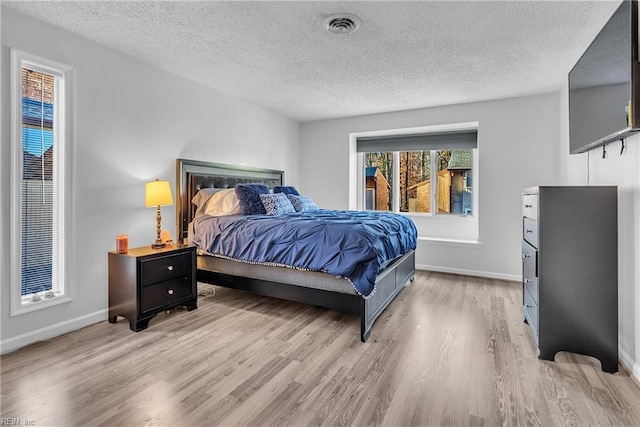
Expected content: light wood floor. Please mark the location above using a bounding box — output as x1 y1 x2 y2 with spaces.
2 270 640 426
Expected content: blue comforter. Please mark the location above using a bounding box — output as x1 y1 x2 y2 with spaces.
192 210 417 297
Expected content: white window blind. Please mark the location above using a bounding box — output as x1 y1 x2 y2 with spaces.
20 67 61 301
356 130 478 153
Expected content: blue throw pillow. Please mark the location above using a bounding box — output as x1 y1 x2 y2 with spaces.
235 183 270 215
273 186 300 196
287 194 319 212
260 193 296 215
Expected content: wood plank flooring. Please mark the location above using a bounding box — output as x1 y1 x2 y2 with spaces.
2 270 640 426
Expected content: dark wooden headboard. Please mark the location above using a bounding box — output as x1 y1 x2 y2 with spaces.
176 159 284 242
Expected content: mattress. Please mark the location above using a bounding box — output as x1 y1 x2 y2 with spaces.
197 252 358 295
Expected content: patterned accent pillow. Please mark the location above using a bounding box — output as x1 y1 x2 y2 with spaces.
287 194 319 212
260 193 296 216
273 186 300 196
235 183 270 215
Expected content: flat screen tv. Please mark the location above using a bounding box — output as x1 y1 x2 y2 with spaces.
569 0 640 154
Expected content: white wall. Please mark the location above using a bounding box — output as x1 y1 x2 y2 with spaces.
300 93 561 280
0 7 300 352
559 83 640 379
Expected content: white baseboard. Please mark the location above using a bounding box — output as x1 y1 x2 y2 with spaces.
619 347 640 384
416 263 521 282
0 309 108 355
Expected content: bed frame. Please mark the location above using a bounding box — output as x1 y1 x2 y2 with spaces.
176 158 415 342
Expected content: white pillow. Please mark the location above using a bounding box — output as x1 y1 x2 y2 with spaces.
204 188 243 216
192 188 224 216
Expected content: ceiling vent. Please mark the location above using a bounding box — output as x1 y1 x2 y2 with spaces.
324 14 361 35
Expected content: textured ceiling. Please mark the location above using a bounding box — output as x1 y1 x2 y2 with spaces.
4 1 621 121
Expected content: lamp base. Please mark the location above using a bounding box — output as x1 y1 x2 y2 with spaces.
151 240 166 249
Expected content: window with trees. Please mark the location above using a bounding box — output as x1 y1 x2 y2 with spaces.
359 130 476 216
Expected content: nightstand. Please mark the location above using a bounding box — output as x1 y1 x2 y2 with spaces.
108 244 197 331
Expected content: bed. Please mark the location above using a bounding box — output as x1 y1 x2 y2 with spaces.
176 158 416 342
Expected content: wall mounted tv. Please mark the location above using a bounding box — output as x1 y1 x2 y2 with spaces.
569 0 640 154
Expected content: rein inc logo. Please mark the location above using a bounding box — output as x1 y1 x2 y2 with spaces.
0 419 35 426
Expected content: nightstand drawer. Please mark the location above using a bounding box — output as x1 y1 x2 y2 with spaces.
141 252 192 285
141 275 193 313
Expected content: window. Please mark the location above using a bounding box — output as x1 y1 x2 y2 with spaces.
11 50 73 315
364 152 392 211
358 129 476 216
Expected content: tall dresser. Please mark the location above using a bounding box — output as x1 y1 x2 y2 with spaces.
522 186 618 373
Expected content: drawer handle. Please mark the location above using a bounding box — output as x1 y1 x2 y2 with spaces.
523 254 531 259
524 204 532 208
524 279 531 284
168 289 174 295
525 304 533 308
525 229 533 233
167 266 174 271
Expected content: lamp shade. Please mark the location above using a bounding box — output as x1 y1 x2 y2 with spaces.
145 179 173 207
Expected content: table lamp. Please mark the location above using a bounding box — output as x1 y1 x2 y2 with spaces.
145 179 173 248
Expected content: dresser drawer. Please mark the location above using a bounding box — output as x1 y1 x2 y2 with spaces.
523 217 539 248
522 240 537 279
141 252 192 285
524 287 539 341
523 193 538 220
524 277 539 304
140 275 193 313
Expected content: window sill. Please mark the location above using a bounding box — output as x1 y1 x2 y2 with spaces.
11 295 73 317
408 213 478 242
403 212 474 220
417 237 482 248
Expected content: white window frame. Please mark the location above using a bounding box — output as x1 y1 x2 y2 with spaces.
349 122 480 242
10 49 74 316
